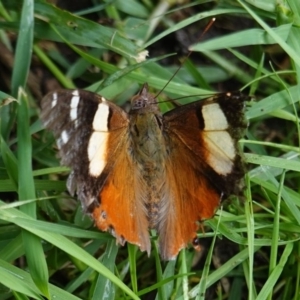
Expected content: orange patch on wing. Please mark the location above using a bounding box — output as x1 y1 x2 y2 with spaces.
164 171 220 259
91 147 151 254
158 134 221 260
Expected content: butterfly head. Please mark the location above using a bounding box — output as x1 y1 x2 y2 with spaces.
130 83 158 112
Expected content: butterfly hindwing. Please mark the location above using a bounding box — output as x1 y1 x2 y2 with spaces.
91 137 151 254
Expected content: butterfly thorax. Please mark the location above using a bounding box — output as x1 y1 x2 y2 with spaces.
129 86 168 228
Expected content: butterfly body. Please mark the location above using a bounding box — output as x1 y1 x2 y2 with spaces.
41 83 246 260
129 87 169 229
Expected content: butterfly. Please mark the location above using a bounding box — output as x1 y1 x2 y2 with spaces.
41 83 247 260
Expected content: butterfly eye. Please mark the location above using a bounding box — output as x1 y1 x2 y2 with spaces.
131 96 143 109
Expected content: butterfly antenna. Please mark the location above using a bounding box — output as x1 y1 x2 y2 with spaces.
154 18 216 99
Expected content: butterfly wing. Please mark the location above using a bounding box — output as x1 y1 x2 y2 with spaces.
91 134 151 254
41 90 150 253
158 93 246 259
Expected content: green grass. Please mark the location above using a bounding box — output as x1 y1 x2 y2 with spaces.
0 0 300 299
